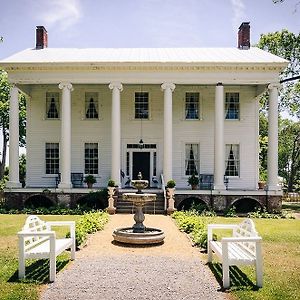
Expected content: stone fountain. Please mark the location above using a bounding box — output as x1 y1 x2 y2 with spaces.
112 172 165 245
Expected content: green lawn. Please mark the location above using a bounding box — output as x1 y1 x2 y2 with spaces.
205 217 300 300
0 214 81 300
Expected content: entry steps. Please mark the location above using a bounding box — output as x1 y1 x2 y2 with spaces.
116 192 166 214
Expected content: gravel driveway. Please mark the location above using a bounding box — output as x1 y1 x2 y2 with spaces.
41 215 228 300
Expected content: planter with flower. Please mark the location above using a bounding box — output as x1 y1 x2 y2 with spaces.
188 174 199 190
107 179 116 214
84 174 96 188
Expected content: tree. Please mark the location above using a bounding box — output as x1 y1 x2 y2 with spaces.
257 30 300 119
0 70 26 180
278 119 300 191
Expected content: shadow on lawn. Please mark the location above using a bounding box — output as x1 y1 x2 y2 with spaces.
208 262 260 291
8 259 69 284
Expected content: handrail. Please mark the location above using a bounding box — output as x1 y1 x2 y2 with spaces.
161 174 167 211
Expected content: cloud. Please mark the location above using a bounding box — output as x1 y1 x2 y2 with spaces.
37 0 82 31
230 0 246 29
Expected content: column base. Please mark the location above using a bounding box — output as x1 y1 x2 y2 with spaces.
58 182 72 189
214 184 226 191
6 181 22 188
266 184 281 191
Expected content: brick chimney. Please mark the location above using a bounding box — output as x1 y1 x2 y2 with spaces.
238 22 250 50
36 26 48 49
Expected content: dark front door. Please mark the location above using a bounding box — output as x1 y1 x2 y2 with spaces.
132 152 150 182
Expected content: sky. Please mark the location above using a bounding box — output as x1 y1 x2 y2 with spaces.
0 0 300 60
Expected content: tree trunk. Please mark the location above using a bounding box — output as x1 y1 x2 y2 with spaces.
287 134 300 192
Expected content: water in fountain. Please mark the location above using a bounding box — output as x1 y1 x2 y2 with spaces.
112 172 165 245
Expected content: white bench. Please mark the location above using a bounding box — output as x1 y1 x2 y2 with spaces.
207 218 263 288
18 215 76 282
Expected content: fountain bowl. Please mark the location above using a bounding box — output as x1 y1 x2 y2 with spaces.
113 227 165 245
122 193 156 204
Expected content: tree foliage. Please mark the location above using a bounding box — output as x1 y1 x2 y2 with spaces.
257 30 300 118
0 70 26 180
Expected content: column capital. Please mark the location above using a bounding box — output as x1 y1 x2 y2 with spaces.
109 82 123 91
268 82 281 90
161 82 176 92
58 82 74 91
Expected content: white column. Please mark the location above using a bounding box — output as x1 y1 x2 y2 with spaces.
267 83 280 190
214 83 226 190
6 86 21 188
58 82 73 189
109 82 123 186
161 82 176 182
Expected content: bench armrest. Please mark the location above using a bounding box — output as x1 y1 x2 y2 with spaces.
221 236 262 243
18 231 56 237
207 224 239 242
46 221 75 239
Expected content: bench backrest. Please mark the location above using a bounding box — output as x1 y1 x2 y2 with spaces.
21 215 50 251
233 219 258 255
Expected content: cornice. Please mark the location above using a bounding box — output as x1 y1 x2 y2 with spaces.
1 64 285 73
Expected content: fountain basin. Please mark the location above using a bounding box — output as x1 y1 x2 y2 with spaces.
122 193 156 204
113 227 165 244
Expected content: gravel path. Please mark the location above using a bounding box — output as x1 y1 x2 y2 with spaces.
41 215 228 300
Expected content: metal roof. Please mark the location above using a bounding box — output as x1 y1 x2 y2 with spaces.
1 47 288 65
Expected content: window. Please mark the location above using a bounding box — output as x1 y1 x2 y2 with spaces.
135 92 149 119
46 92 59 119
185 92 199 119
225 144 240 176
85 92 99 119
84 143 99 174
185 143 199 176
45 143 59 174
225 92 239 120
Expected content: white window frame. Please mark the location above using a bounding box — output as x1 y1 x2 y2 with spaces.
225 92 240 120
46 92 60 119
225 144 240 177
84 142 99 175
45 142 59 175
184 143 200 176
133 91 151 120
84 92 100 120
184 92 201 120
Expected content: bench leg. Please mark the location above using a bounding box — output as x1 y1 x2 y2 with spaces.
256 259 263 287
207 243 212 263
49 255 56 282
222 262 230 288
18 237 25 279
71 239 76 260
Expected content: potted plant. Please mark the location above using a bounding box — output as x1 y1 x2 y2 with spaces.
107 179 116 187
84 174 96 188
258 170 267 190
166 179 176 189
188 174 199 190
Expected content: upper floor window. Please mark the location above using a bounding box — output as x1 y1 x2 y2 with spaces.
46 92 59 119
185 143 199 176
135 92 149 119
45 143 59 174
85 143 99 174
85 92 99 119
225 144 240 176
185 92 199 120
225 92 239 120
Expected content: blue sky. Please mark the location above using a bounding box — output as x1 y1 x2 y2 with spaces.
0 0 300 60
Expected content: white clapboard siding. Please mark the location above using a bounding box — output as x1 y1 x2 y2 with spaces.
26 84 258 189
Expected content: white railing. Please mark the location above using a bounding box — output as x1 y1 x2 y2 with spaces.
161 174 167 211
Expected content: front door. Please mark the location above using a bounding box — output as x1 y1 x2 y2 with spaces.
132 152 150 182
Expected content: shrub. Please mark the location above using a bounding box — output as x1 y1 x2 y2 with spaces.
84 174 97 184
77 190 108 210
66 211 109 248
107 179 116 187
248 207 295 219
187 174 199 186
224 206 237 217
172 211 216 250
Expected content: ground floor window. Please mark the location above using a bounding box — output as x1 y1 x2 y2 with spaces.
225 144 240 176
45 143 59 174
84 143 99 174
185 143 199 176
